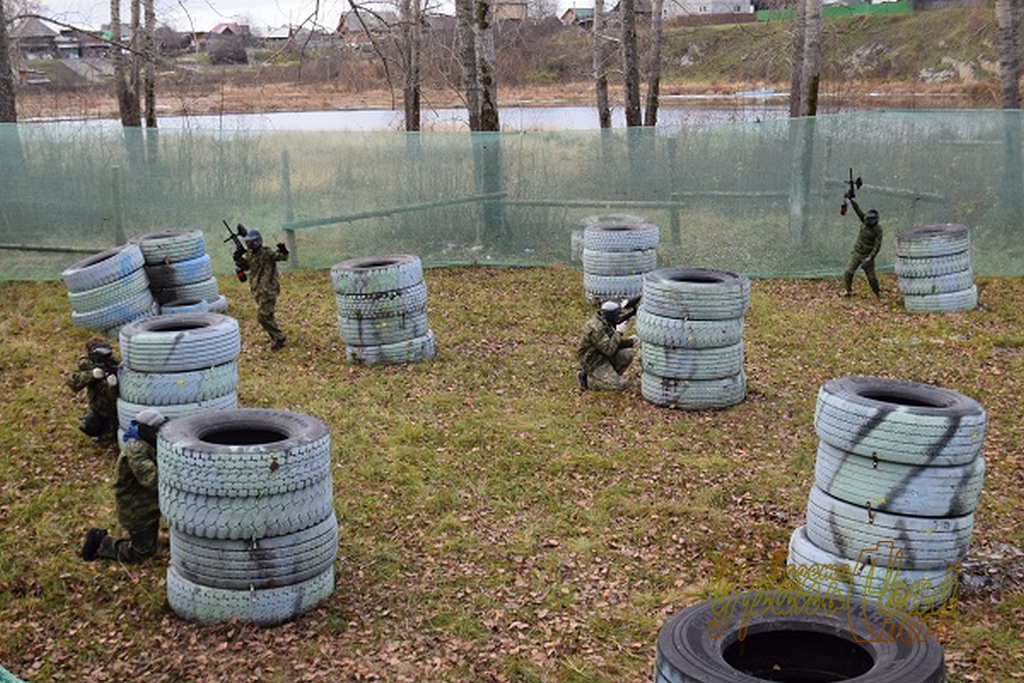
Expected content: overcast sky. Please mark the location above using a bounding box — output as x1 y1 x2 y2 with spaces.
33 0 575 33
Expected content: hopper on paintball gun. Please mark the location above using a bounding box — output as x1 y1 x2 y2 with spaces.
223 220 249 282
840 168 863 216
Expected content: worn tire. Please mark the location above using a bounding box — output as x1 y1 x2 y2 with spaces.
804 485 974 570
169 512 338 591
636 310 744 349
160 475 335 540
894 252 972 278
903 285 978 314
160 299 211 315
157 408 332 498
118 361 239 406
582 221 659 252
166 564 334 626
344 329 436 365
61 243 146 293
151 277 221 306
119 313 241 373
337 309 430 347
640 342 744 381
814 376 987 467
895 224 969 259
145 254 213 289
897 269 974 296
331 254 423 294
655 586 946 683
641 268 751 321
70 287 156 332
641 370 746 410
334 282 428 319
66 266 149 314
117 392 238 430
583 272 645 302
582 247 657 276
130 229 206 265
814 440 984 518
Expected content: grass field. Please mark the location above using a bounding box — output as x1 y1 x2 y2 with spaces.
1 266 1022 682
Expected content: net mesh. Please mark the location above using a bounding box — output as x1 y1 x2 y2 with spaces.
1 109 1021 281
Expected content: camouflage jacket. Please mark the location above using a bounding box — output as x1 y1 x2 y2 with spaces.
65 356 118 418
849 199 883 260
114 437 161 531
238 246 288 299
576 314 624 373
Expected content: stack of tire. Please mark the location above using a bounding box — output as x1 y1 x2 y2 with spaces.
582 215 659 304
330 254 436 365
894 223 977 313
157 408 337 625
788 376 987 610
636 268 750 410
61 243 157 338
116 313 241 435
653 589 946 682
130 229 228 315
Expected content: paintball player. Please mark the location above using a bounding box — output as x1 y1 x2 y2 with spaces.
65 338 120 445
842 195 883 298
81 408 167 563
576 297 640 391
233 228 289 350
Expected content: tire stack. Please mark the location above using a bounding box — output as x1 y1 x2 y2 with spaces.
894 223 977 313
636 268 750 410
788 376 987 610
61 243 157 338
330 254 436 365
582 215 659 304
131 229 228 315
116 313 241 435
157 408 337 626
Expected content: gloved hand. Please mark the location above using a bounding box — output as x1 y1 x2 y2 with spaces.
92 367 105 379
277 243 288 255
106 374 118 387
233 247 246 260
620 337 635 348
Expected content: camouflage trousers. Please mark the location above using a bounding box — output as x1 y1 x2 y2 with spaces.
585 347 635 391
95 521 159 563
79 410 118 444
843 254 880 296
256 295 286 345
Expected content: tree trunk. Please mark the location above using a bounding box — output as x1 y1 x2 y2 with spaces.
0 0 17 123
144 0 157 127
456 0 480 130
788 0 806 117
997 0 1021 109
643 0 664 127
592 0 611 129
475 0 499 132
621 0 641 127
802 0 822 116
400 0 422 131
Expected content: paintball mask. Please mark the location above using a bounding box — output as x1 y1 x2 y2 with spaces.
599 300 622 326
244 229 263 250
134 408 168 446
865 210 879 226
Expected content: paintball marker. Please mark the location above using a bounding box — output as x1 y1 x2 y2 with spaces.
619 294 642 324
840 168 863 216
223 221 249 282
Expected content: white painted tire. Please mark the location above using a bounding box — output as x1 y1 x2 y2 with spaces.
636 310 744 349
119 313 241 373
641 268 751 321
903 285 978 313
640 370 746 410
118 361 239 406
331 254 423 294
130 229 206 265
895 224 969 259
640 341 744 381
344 329 436 365
61 243 146 293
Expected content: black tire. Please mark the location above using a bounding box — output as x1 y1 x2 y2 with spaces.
119 313 241 373
61 243 146 293
330 254 423 294
641 268 751 321
157 408 332 498
655 588 946 683
814 376 987 467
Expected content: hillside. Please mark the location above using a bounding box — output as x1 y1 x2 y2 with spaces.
14 6 1002 119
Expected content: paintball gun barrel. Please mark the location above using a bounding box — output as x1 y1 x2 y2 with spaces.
840 168 863 216
223 221 249 282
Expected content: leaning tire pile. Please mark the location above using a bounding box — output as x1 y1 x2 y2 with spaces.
61 243 157 337
636 267 750 410
654 589 946 682
582 215 659 304
330 254 436 365
158 408 337 625
116 312 241 434
894 223 977 313
131 229 228 314
788 376 987 610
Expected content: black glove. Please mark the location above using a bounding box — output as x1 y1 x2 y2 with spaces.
620 337 635 348
625 295 641 310
233 247 245 260
277 243 289 256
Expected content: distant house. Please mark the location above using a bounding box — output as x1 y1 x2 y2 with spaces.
11 17 59 59
210 22 251 37
560 6 595 26
494 0 529 20
665 0 755 19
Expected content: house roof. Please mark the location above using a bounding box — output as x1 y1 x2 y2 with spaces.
11 17 58 39
210 22 250 35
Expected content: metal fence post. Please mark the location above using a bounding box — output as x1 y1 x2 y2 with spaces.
112 165 126 245
281 150 298 268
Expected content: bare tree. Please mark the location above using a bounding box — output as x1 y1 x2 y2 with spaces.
0 0 16 122
111 0 141 126
788 0 805 117
621 0 641 127
475 0 499 131
143 0 156 127
643 0 664 127
789 0 821 117
997 0 1021 109
592 0 611 128
455 0 480 130
399 0 422 130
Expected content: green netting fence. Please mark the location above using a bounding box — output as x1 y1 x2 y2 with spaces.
1 110 1022 282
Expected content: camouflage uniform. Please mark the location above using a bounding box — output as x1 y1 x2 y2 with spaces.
236 244 289 348
65 344 119 444
576 311 637 391
843 197 883 297
93 431 161 563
